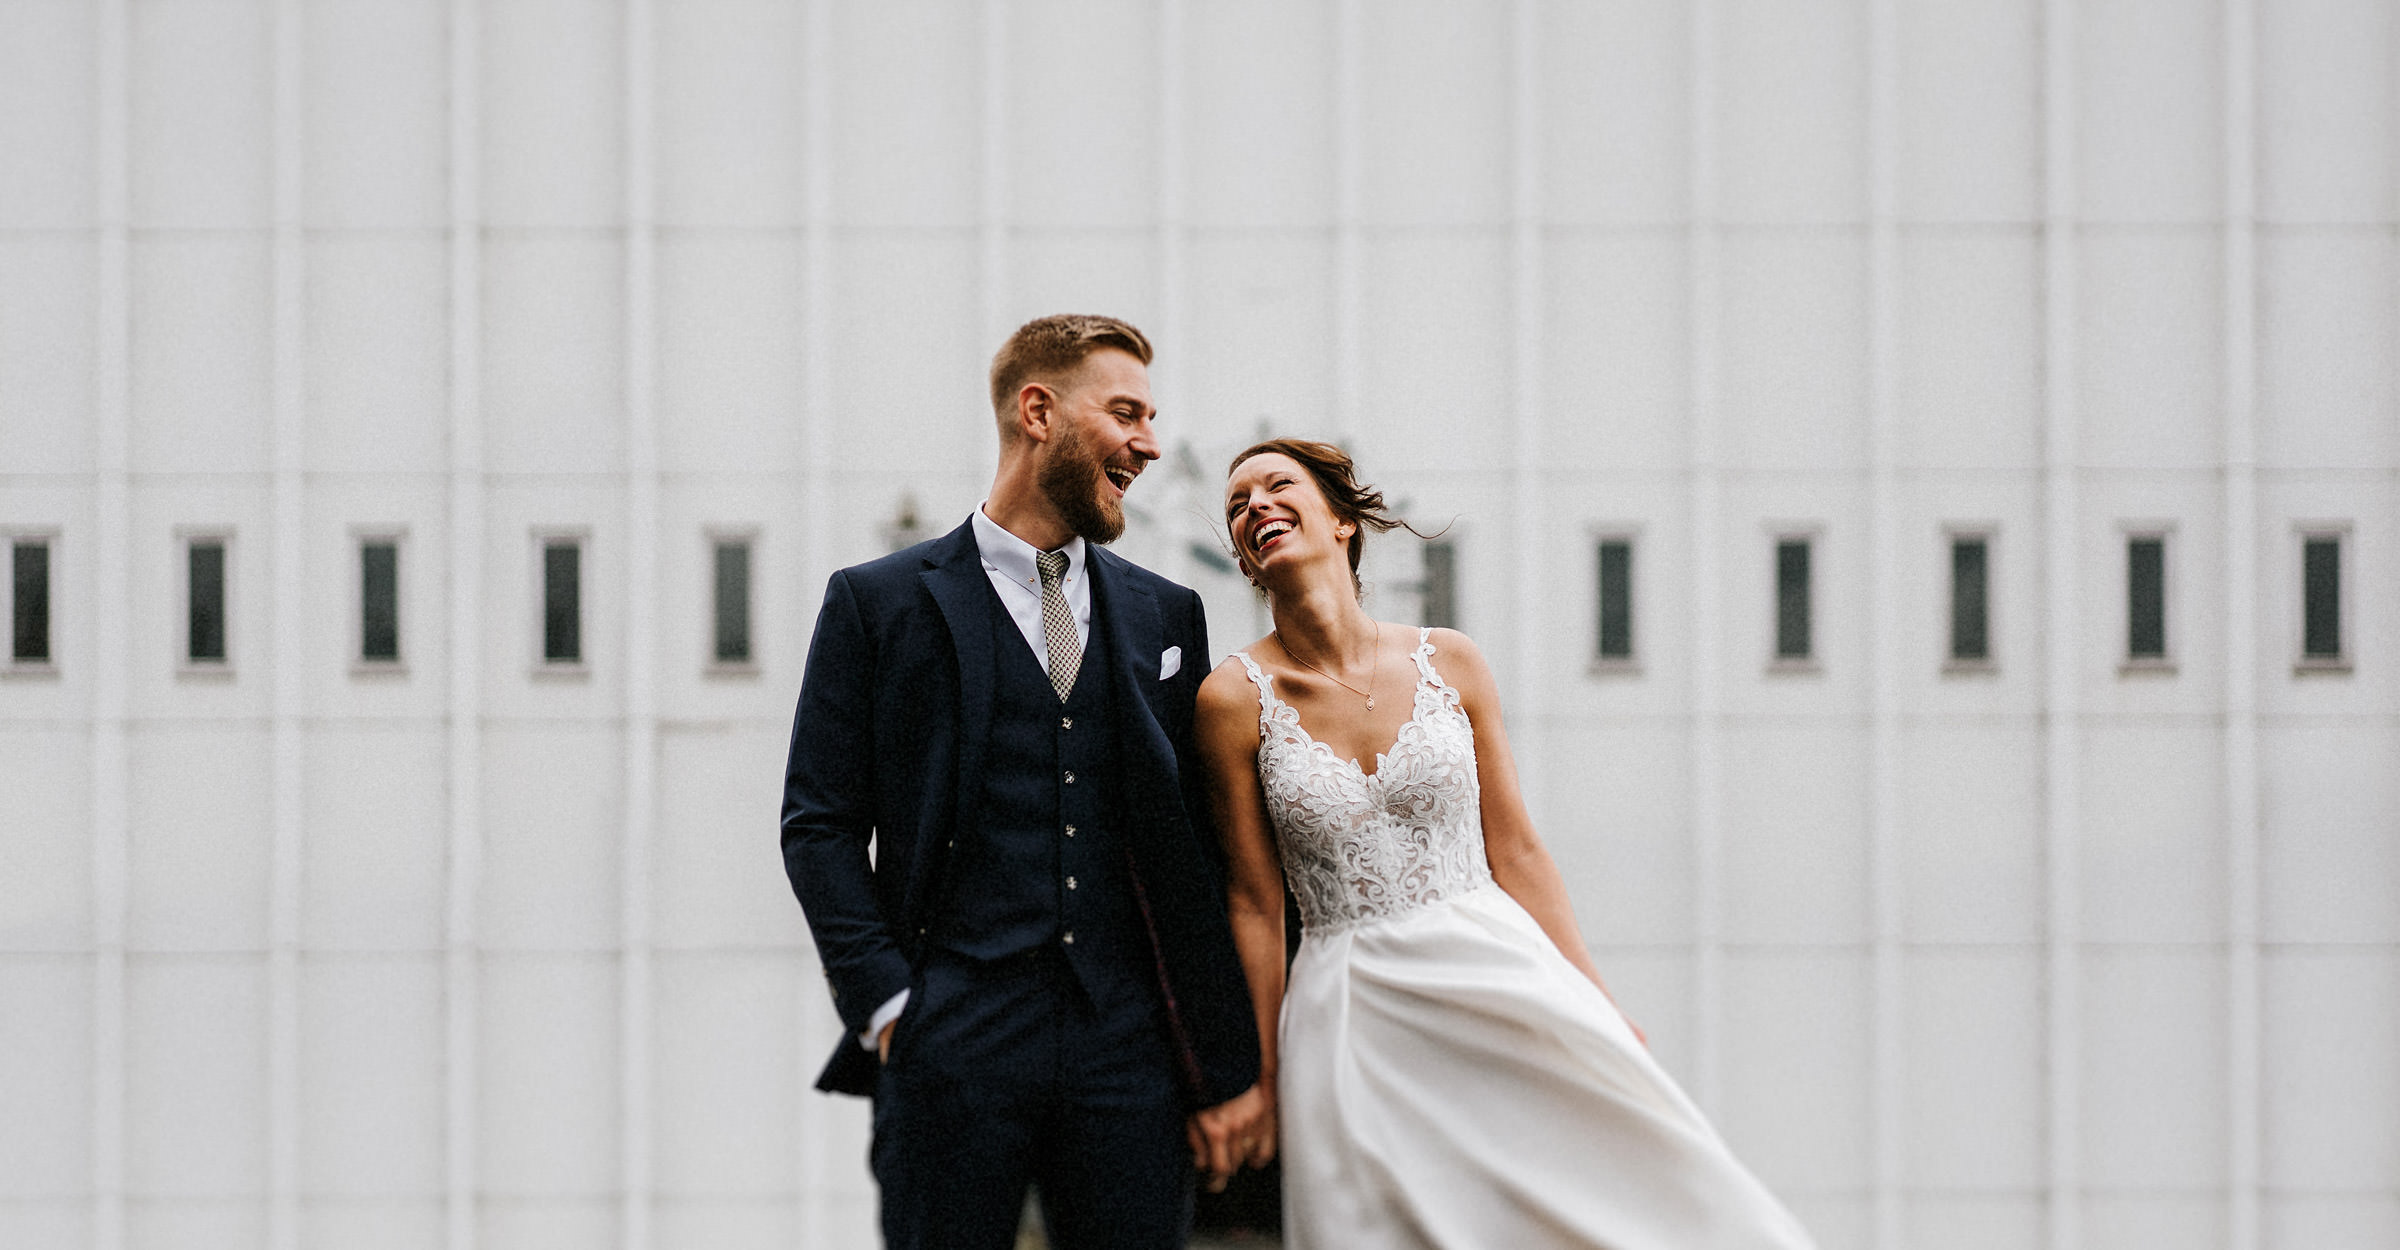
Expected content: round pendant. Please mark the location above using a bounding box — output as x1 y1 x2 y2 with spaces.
1365 697 1376 711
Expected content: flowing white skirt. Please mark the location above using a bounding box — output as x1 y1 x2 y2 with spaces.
1277 881 1817 1250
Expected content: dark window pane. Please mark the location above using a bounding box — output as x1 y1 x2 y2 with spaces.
361 542 400 661
1775 539 1811 660
1949 538 1989 661
543 542 581 663
714 541 752 663
2303 537 2341 659
2127 537 2167 658
1597 540 1633 659
188 541 226 662
13 541 50 662
1421 541 1456 631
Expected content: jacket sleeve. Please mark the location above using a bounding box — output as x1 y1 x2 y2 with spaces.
781 570 913 1037
1166 587 1265 1105
1172 590 1227 884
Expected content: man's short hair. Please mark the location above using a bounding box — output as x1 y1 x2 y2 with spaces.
988 314 1154 427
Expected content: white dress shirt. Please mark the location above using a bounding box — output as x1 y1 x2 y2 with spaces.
862 506 1093 1049
970 503 1093 655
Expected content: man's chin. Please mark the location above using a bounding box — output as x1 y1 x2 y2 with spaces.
1040 486 1123 546
1037 449 1129 543
1082 495 1126 545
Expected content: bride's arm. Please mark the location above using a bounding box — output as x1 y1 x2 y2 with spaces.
1195 660 1287 1164
1431 629 1642 1039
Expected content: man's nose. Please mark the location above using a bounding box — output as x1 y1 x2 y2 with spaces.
1129 417 1161 459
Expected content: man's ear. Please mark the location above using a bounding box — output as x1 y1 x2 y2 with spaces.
1014 381 1057 444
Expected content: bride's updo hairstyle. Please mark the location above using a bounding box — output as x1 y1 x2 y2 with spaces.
1227 438 1437 598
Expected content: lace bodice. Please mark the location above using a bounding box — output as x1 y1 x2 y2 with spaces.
1235 629 1493 935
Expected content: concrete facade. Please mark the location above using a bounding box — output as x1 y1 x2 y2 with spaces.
0 1 2394 1248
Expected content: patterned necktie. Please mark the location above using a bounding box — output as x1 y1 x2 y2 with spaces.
1035 550 1082 701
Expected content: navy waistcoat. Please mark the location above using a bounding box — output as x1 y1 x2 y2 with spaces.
939 597 1148 1002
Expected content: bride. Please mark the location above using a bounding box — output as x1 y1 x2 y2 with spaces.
1195 439 1816 1249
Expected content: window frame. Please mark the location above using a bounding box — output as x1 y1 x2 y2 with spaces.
1418 536 1459 633
176 526 236 678
1587 525 1640 676
1941 524 1999 676
705 526 761 677
1766 524 1822 675
350 525 408 676
2293 521 2353 676
2118 522 2177 675
530 527 591 679
3 527 61 678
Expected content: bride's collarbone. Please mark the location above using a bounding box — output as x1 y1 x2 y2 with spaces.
1265 660 1427 776
1268 625 1424 696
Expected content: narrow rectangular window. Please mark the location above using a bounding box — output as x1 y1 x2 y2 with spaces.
2302 534 2342 661
1421 540 1456 631
713 540 752 664
12 540 50 663
1949 536 1990 663
2127 536 2167 660
188 539 227 663
1774 538 1812 661
1596 539 1633 661
360 540 400 662
542 540 581 664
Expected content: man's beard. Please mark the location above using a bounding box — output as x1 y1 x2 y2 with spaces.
1037 422 1128 544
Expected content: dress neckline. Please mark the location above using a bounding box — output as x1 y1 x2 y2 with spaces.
1236 628 1441 783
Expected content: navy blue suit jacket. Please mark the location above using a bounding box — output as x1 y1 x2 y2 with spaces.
781 519 1260 1104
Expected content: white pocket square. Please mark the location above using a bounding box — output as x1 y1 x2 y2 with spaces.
1159 646 1182 680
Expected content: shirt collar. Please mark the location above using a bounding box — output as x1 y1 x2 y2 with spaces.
971 504 1086 592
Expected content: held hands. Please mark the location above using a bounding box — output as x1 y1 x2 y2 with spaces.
1186 1083 1277 1193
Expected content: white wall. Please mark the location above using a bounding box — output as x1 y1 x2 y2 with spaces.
1 2 2394 1248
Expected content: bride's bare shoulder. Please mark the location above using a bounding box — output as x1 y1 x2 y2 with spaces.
1199 653 1265 711
1197 656 1268 751
1416 627 1498 690
1412 625 1484 660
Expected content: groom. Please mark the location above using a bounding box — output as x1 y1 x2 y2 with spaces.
781 315 1268 1248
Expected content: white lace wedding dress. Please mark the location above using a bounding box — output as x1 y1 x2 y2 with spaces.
1236 631 1816 1250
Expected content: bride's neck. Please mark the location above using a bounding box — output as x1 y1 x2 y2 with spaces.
1272 577 1377 668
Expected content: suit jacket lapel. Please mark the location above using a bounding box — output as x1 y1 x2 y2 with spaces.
920 521 998 827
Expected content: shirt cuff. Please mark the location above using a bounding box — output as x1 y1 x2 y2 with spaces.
860 989 910 1051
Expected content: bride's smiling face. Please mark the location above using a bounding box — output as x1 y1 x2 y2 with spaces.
1225 452 1350 584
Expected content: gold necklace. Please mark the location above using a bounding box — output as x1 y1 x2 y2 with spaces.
1281 621 1381 711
